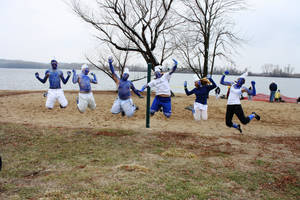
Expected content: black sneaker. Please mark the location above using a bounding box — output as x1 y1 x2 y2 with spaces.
121 111 125 116
252 112 260 120
237 124 242 133
135 106 139 111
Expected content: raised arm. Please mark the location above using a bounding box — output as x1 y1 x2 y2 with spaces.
60 71 71 84
207 77 217 90
220 70 232 86
169 59 178 75
108 57 120 83
35 70 49 84
243 81 256 96
184 81 196 96
90 72 98 84
72 69 79 84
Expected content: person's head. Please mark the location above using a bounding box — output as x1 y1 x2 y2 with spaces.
236 77 245 86
200 77 211 86
51 60 58 70
236 72 247 87
121 68 130 81
154 66 162 79
81 64 89 75
193 74 200 87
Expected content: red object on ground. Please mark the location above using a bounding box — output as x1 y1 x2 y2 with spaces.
244 93 297 103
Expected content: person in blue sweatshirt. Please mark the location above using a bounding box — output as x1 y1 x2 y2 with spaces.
184 74 217 120
35 59 71 109
108 57 143 117
72 64 98 113
220 71 260 133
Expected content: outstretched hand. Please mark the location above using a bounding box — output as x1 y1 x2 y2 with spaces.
108 56 113 63
184 81 187 88
224 70 229 75
35 72 39 78
139 85 146 92
251 81 256 85
67 71 71 76
72 69 76 73
91 72 95 76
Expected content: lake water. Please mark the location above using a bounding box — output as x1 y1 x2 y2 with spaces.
1 68 300 98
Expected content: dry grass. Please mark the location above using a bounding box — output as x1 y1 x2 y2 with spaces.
0 122 299 200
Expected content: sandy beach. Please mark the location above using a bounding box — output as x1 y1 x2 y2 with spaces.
0 90 299 137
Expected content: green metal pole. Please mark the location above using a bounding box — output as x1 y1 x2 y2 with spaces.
146 63 152 128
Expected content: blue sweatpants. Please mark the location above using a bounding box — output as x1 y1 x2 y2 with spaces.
151 96 171 117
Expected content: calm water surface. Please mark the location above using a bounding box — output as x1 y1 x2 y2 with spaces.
1 68 300 98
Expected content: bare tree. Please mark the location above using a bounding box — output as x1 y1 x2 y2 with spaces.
176 0 246 78
86 44 146 82
71 0 179 70
261 63 294 76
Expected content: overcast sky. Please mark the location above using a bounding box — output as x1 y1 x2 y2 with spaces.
0 0 299 73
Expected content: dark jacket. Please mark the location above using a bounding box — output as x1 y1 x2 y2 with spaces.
269 83 277 91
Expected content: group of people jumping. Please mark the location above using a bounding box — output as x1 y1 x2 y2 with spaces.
35 58 260 133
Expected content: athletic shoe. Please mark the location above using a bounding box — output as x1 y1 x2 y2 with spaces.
121 111 125 116
184 105 193 111
237 124 242 133
252 112 260 120
135 105 139 111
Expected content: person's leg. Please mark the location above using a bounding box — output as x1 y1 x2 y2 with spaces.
57 89 68 108
225 105 235 127
193 102 201 121
226 105 242 132
162 97 172 118
150 96 160 116
88 93 96 110
121 99 136 117
235 105 260 125
77 93 88 113
201 109 208 120
270 91 275 102
45 89 55 109
111 98 121 114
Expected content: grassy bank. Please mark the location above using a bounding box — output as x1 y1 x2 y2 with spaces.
0 123 299 199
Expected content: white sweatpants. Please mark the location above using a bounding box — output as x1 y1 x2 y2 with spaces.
46 89 68 109
193 102 208 121
77 92 96 113
111 98 136 117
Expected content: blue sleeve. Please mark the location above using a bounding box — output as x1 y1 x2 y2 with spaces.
60 71 70 84
91 73 97 84
72 71 79 84
169 64 177 75
207 78 217 91
220 75 232 86
109 62 120 80
130 82 142 97
185 88 196 96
